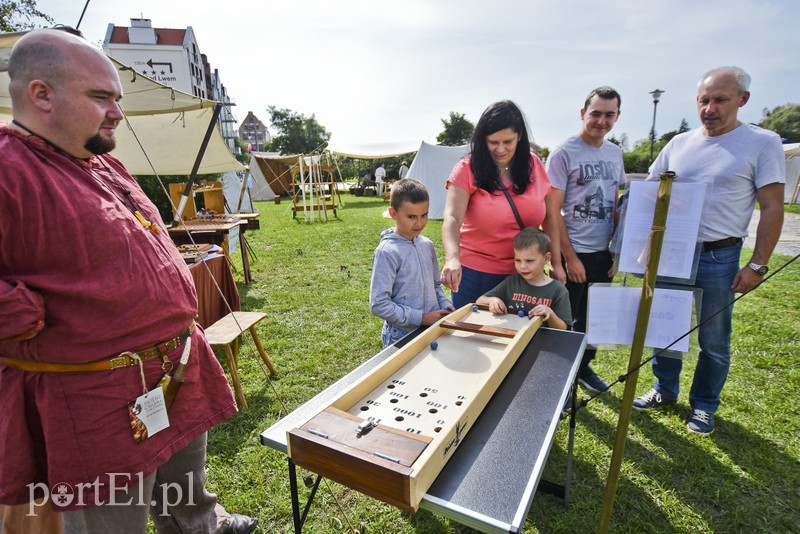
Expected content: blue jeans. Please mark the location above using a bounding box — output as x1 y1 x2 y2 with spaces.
452 266 510 309
651 244 741 413
381 322 413 348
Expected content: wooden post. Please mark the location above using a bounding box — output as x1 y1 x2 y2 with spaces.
598 172 675 533
236 169 250 214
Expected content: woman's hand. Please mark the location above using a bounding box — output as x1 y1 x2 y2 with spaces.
441 259 462 292
442 185 470 294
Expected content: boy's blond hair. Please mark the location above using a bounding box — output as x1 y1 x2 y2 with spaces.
513 227 551 254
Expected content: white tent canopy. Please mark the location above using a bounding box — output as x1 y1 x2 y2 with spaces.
0 31 243 176
405 141 469 219
785 143 800 204
247 154 277 201
328 140 420 160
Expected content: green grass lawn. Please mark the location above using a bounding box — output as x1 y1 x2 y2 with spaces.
201 194 799 533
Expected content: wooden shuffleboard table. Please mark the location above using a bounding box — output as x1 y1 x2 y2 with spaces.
260 316 586 533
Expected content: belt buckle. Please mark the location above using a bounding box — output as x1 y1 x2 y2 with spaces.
109 355 130 369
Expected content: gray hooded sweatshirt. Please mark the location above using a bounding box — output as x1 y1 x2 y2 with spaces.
369 228 452 331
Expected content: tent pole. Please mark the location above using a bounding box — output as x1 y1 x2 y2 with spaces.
298 157 308 222
236 168 251 214
314 157 327 222
598 172 675 532
173 103 223 224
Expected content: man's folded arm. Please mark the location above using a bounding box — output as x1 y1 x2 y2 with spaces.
0 279 45 341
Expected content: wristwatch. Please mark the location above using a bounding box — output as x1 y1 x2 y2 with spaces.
747 262 769 276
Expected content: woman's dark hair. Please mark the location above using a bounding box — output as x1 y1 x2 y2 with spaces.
469 100 532 194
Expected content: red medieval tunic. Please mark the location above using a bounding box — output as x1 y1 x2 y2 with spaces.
0 126 237 508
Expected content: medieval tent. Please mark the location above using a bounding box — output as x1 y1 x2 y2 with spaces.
405 141 469 219
247 152 299 200
1 31 244 177
327 140 420 160
1 31 253 252
785 143 800 204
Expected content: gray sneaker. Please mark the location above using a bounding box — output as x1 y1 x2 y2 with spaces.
632 388 676 411
687 409 715 436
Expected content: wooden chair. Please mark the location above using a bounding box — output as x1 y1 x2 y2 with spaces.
204 311 276 410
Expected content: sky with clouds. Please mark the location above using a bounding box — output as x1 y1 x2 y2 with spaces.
34 0 799 152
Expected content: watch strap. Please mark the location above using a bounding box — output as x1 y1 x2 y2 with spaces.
746 262 768 276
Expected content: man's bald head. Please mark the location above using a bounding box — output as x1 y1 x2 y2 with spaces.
8 29 125 158
8 29 105 101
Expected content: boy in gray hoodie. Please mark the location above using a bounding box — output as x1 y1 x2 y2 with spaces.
370 179 454 347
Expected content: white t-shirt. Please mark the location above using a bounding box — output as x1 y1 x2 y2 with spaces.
375 167 386 182
649 124 785 241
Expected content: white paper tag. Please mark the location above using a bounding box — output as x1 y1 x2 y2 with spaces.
128 387 171 443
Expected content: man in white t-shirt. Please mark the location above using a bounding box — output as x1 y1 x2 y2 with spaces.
547 86 625 395
633 66 785 436
374 162 387 195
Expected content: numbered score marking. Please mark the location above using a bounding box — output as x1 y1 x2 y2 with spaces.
346 308 531 436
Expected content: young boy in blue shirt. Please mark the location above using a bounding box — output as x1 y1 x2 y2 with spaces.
370 179 454 347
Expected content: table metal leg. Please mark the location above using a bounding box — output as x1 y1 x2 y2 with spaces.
287 458 322 533
536 379 577 506
238 229 252 284
564 378 578 507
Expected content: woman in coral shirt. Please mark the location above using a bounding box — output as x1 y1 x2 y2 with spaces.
441 100 565 307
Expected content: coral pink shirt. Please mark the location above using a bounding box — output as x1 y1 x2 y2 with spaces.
447 156 551 274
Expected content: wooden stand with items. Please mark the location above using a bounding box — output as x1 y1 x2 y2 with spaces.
286 304 541 512
167 181 256 283
168 181 225 221
204 311 276 410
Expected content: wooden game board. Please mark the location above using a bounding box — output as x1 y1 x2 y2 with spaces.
287 304 542 512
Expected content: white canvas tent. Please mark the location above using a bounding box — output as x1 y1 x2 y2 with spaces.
784 143 800 204
0 31 244 177
406 141 469 219
246 154 277 201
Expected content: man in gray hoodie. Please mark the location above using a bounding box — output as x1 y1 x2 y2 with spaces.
370 179 454 347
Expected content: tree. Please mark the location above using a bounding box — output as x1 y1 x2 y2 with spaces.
265 106 331 155
608 133 629 151
622 138 668 173
1 0 52 32
624 118 693 172
436 111 474 146
759 103 800 142
659 118 690 144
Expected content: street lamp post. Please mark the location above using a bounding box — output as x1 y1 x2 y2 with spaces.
649 89 665 162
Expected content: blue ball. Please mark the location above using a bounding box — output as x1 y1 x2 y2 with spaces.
430 341 438 350
518 310 525 317
472 305 479 312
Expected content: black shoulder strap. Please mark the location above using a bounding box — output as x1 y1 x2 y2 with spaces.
498 180 525 230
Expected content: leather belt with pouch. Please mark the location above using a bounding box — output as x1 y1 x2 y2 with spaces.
0 322 195 373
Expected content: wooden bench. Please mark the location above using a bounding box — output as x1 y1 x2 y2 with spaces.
204 311 276 410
